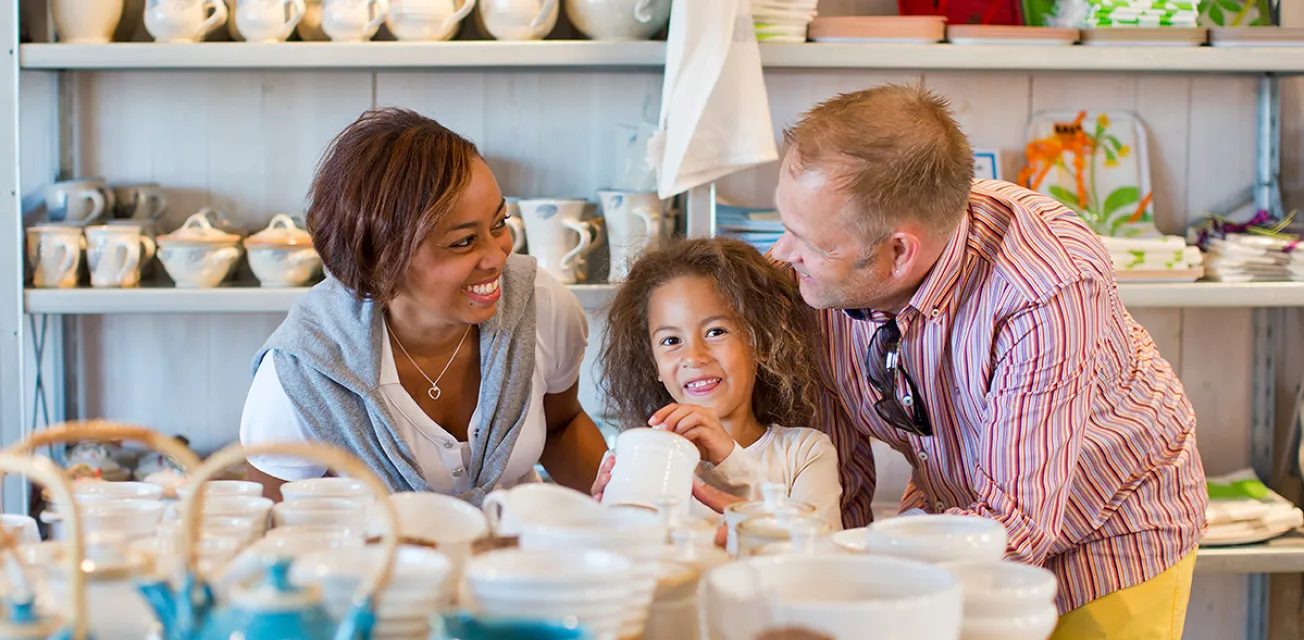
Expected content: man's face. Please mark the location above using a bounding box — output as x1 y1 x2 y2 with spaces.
771 153 903 311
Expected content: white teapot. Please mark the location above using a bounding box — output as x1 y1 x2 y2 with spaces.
156 210 243 288
476 0 556 40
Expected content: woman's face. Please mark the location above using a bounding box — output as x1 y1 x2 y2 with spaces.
647 275 758 425
397 156 515 327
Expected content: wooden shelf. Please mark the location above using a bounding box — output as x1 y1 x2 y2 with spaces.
23 283 618 314
19 41 1304 73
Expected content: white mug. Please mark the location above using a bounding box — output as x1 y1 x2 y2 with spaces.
26 225 85 289
601 428 700 519
481 483 603 538
144 0 229 42
386 0 476 41
45 179 111 226
321 0 388 41
52 0 126 43
598 189 664 282
85 224 157 288
476 0 557 40
504 197 526 254
517 198 599 285
111 183 168 221
235 0 306 41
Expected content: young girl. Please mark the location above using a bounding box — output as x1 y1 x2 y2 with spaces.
592 237 843 532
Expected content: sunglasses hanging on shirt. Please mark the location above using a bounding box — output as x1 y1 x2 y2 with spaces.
865 318 933 437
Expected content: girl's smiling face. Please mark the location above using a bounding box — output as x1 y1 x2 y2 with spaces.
647 275 758 425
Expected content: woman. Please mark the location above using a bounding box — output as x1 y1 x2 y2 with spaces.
239 107 608 504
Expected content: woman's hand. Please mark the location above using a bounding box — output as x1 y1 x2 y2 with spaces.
649 403 736 466
589 452 616 501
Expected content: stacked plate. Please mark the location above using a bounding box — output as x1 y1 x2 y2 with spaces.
1081 26 1207 45
1086 0 1200 27
751 0 817 42
1202 233 1304 282
291 545 454 640
717 204 784 254
808 15 947 43
947 25 1079 45
465 548 636 640
1211 26 1304 47
1204 468 1304 546
1098 234 1204 283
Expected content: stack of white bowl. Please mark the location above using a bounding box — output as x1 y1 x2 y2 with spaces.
943 561 1059 640
291 545 453 640
465 548 637 640
702 554 964 639
751 0 818 42
515 507 666 638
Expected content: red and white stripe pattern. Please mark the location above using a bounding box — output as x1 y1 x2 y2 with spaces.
815 180 1207 614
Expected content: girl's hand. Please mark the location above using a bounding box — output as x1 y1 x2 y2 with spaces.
590 452 616 501
649 403 736 466
692 476 747 515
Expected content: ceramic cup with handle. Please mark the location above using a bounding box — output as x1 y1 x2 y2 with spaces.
321 0 388 41
45 179 112 226
386 0 476 40
111 183 167 221
597 189 664 282
504 197 526 254
144 0 229 42
517 198 598 285
481 483 603 539
26 224 85 289
565 0 670 41
476 0 557 40
85 223 157 288
600 428 699 519
235 0 306 41
52 0 126 43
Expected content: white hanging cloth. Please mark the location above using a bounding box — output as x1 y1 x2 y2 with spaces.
647 0 778 199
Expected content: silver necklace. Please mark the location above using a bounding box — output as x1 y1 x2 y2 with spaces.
385 319 472 401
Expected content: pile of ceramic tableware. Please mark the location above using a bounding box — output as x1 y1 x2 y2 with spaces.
1202 233 1304 282
750 0 818 42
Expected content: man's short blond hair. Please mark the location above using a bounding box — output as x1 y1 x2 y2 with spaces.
783 84 975 240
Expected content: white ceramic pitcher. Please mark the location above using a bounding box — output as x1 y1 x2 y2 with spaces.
26 225 84 289
85 224 157 288
234 0 306 41
386 0 476 40
321 0 387 41
476 0 556 40
597 189 664 282
144 0 229 42
517 198 599 285
565 0 670 41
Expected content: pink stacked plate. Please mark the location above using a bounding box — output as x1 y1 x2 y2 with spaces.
808 16 947 44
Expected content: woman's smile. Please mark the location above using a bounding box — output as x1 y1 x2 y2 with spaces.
463 276 502 305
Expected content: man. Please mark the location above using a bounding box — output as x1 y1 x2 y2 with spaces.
768 84 1206 638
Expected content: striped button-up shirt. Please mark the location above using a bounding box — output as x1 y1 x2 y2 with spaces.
811 180 1207 613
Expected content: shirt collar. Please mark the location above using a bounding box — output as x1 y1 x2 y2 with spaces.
843 205 971 325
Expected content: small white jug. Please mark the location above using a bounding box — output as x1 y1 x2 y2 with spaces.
321 0 388 41
235 0 306 41
85 224 157 288
52 0 126 43
386 0 476 41
476 0 556 40
598 189 664 282
144 0 229 42
517 198 599 285
26 225 85 289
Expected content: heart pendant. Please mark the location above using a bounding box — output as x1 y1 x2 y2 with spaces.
428 386 442 401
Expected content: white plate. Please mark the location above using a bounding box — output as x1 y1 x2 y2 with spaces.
811 36 943 44
949 38 1075 45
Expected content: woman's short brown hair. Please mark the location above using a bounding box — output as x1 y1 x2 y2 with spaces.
600 237 824 429
306 107 480 302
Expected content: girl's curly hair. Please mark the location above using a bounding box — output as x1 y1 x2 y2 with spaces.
599 237 825 430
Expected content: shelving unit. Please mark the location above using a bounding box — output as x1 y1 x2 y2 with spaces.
23 280 1304 314
19 41 1304 73
3 4 1303 637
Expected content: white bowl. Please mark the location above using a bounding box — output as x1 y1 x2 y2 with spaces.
247 246 321 288
176 480 263 501
703 554 963 640
943 560 1058 618
72 481 164 503
281 477 372 502
833 514 1008 564
467 547 632 587
466 548 635 640
272 497 368 528
292 545 454 617
75 499 165 538
369 491 488 545
266 524 367 540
